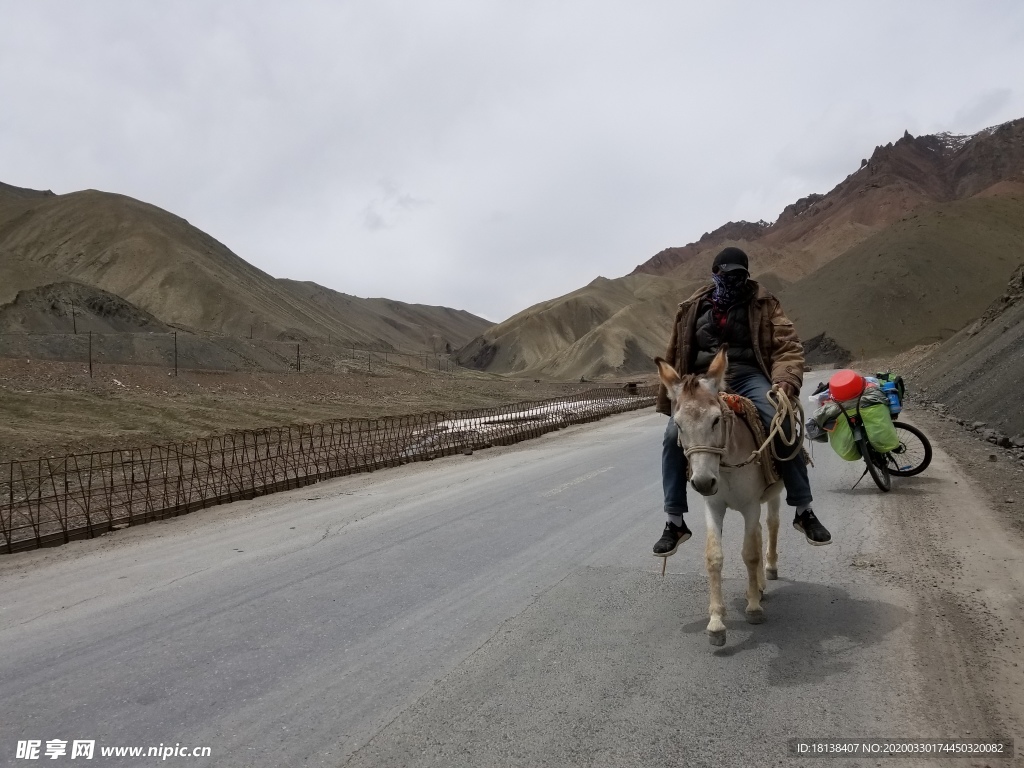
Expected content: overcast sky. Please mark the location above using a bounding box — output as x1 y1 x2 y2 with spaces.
2 2 1023 322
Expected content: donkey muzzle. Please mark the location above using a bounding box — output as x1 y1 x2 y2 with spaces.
690 475 719 496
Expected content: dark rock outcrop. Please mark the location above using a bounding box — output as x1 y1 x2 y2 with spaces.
455 336 498 370
802 332 852 367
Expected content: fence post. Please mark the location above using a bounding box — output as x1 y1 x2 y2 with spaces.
71 299 77 334
88 331 93 378
297 344 300 372
5 460 12 553
174 331 178 376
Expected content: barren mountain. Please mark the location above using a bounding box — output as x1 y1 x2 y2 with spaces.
456 274 698 379
632 118 1024 284
0 185 489 352
778 190 1024 357
0 181 56 200
457 118 1024 380
277 280 485 353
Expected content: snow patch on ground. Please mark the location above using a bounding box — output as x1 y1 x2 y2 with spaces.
405 397 650 456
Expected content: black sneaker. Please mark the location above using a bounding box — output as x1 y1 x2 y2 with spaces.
653 520 691 557
793 508 832 546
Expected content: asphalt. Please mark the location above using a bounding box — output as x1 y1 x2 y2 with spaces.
0 388 1018 767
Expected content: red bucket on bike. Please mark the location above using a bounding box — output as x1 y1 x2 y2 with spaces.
828 369 865 402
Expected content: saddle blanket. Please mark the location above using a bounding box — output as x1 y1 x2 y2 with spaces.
719 392 809 486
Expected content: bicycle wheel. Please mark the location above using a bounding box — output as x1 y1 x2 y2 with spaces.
886 421 932 477
858 436 891 491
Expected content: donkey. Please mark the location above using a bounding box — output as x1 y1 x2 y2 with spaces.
655 346 782 647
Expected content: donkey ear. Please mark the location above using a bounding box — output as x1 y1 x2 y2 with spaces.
654 357 681 396
706 344 729 391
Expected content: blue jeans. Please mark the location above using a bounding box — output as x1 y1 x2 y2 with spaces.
663 367 812 515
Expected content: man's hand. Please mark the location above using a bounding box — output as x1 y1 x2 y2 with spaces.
777 382 800 400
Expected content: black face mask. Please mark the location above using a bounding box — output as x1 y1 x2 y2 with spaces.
719 271 748 290
711 270 748 307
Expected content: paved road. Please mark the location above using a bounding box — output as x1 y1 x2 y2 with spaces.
1 389 1019 767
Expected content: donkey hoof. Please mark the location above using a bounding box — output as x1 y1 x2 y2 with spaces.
708 628 727 646
745 608 766 625
766 567 778 580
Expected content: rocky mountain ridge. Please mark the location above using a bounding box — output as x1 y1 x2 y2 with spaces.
457 117 1024 380
630 118 1024 282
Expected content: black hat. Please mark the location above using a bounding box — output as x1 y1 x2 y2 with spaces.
712 247 749 274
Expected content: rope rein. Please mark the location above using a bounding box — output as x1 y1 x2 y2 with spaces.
681 385 804 470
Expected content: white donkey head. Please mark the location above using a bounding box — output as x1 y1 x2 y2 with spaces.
655 345 730 497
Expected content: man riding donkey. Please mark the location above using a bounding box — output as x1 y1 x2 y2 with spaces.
653 246 832 559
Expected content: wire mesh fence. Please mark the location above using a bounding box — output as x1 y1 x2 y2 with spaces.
0 331 461 375
1 385 657 554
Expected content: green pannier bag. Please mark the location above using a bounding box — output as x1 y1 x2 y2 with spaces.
828 416 860 461
827 403 899 461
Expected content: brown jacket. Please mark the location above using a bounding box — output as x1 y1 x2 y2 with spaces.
655 280 805 416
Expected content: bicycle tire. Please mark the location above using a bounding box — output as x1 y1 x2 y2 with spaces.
858 436 891 491
886 421 932 477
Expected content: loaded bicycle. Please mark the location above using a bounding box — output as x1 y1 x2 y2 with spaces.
808 371 931 492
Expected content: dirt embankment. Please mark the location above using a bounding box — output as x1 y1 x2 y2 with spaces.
903 260 1024 442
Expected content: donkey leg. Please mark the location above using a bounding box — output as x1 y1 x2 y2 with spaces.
742 507 765 624
704 503 727 646
765 489 781 581
756 522 766 595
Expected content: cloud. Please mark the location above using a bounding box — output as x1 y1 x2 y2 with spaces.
2 1 1024 322
952 89 1014 133
361 180 431 232
362 206 389 232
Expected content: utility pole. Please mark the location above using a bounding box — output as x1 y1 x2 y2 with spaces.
88 331 93 378
174 331 178 376
296 344 301 372
71 300 77 334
